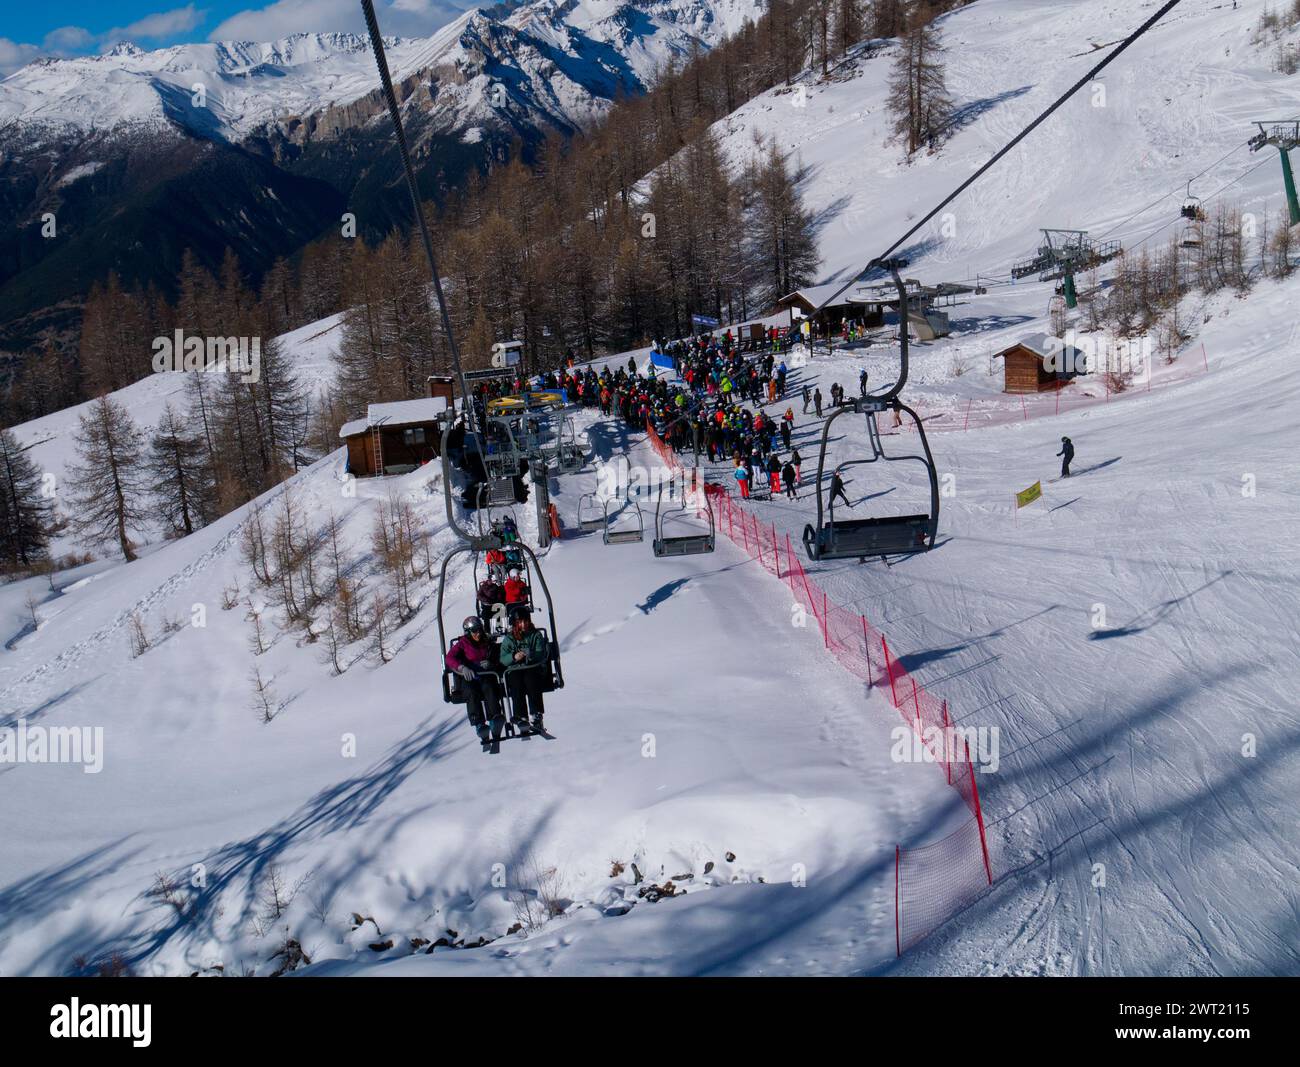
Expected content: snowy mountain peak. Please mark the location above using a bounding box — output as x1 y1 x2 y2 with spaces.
0 0 762 141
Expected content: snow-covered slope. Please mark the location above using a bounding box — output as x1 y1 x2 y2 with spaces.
2 0 1299 977
705 0 1300 291
0 1 763 143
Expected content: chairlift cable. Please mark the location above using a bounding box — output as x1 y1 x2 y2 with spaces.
361 0 475 433
814 0 1186 314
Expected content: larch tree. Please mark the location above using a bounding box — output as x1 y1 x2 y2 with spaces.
66 395 148 562
147 403 216 537
0 428 53 570
887 3 954 155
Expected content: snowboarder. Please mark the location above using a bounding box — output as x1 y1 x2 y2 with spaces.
1057 436 1074 478
500 609 550 733
446 617 504 746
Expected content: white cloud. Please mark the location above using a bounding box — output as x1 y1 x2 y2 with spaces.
104 5 209 43
207 0 476 43
43 26 96 51
0 37 41 77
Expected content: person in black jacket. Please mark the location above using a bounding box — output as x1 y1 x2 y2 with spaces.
829 472 851 510
1057 436 1075 478
782 460 798 499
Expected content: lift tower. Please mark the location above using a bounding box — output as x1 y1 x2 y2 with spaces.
1249 120 1300 227
1010 229 1122 308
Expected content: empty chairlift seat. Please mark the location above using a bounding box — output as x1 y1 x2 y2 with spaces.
603 492 645 545
652 482 716 558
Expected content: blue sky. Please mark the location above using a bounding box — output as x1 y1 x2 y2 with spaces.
0 1 480 75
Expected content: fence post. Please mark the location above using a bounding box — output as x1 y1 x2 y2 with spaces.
942 700 951 784
882 636 898 707
822 592 830 648
966 740 993 885
771 525 779 578
863 616 873 687
786 534 796 592
895 844 902 958
911 678 923 744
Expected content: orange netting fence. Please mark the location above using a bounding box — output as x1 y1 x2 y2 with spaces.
645 420 994 954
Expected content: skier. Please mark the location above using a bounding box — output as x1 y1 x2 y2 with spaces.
767 453 782 496
814 388 823 417
1057 436 1075 478
500 609 550 733
791 447 802 486
802 385 811 414
446 617 504 746
734 459 751 499
829 471 851 511
782 459 798 500
859 368 869 396
504 567 529 606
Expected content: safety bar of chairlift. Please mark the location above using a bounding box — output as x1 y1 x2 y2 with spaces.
806 398 940 560
437 541 564 691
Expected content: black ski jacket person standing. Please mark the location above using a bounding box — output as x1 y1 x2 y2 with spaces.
1057 436 1075 478
829 472 851 509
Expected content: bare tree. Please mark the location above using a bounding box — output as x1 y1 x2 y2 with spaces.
66 395 148 562
0 428 52 570
887 4 954 155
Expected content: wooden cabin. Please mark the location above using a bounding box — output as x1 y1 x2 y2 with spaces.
340 397 448 477
777 282 862 333
994 335 1087 394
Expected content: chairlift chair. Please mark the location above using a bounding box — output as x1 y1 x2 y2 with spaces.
555 419 584 473
438 540 564 706
801 258 940 563
577 492 605 531
802 398 939 561
652 481 715 558
603 488 646 545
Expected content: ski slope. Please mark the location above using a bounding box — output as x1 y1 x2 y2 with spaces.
0 411 971 976
2 0 1299 976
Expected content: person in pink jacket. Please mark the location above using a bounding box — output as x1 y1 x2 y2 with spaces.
446 617 503 743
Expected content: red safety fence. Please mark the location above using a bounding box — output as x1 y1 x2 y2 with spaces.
644 420 994 954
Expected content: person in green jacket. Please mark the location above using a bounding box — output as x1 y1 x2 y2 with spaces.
500 609 550 731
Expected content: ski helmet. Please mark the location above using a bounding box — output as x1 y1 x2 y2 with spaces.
462 616 485 635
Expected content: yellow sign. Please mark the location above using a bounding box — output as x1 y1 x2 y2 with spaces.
1016 481 1043 509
